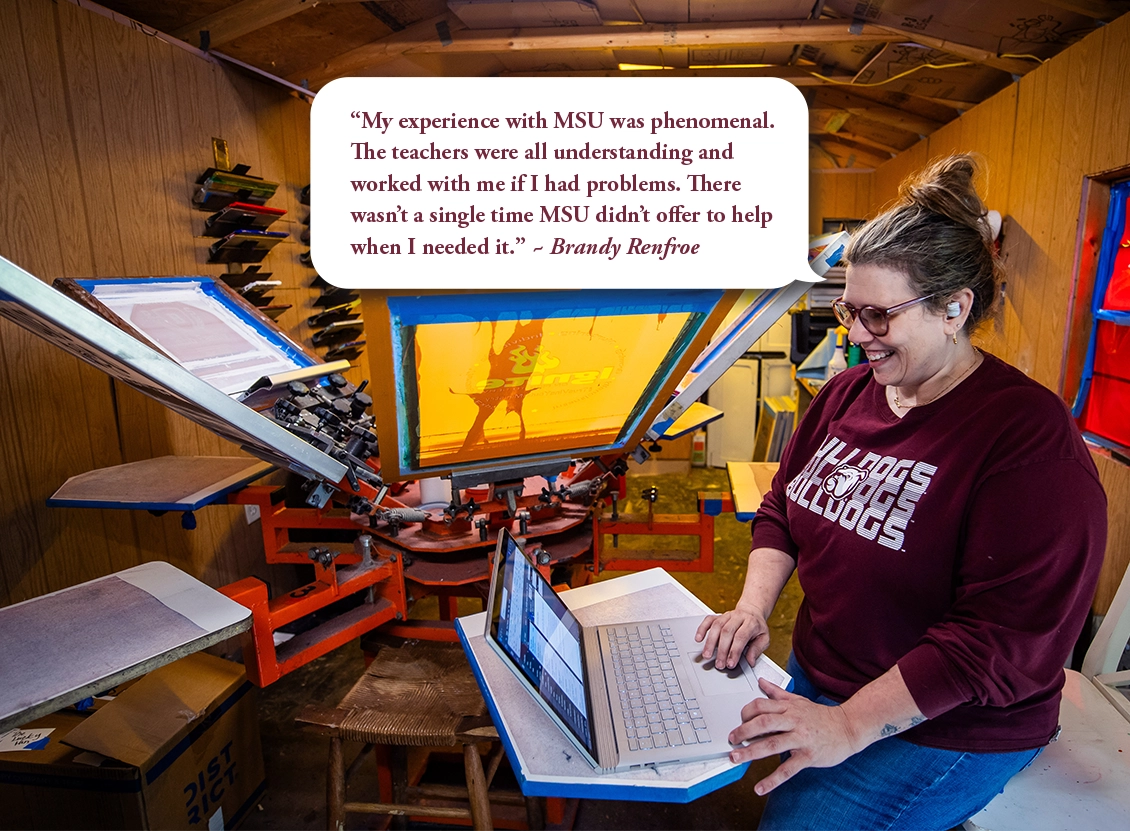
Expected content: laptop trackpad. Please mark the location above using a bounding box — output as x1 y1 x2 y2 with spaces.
687 652 757 696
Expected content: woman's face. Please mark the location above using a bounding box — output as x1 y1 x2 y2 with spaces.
842 263 953 389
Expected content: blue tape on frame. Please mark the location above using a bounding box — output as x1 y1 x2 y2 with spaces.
74 277 316 370
688 288 777 374
1096 309 1130 325
824 241 846 267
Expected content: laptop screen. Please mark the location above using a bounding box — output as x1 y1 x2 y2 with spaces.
488 531 594 753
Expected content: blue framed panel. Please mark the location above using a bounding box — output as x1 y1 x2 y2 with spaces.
367 290 740 482
48 457 274 512
1072 182 1130 416
1072 182 1130 451
69 277 316 396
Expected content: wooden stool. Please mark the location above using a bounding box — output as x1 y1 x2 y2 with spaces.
297 640 542 831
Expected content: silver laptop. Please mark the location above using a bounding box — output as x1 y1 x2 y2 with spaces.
484 528 790 772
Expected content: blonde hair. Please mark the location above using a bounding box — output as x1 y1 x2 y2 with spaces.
845 154 1001 330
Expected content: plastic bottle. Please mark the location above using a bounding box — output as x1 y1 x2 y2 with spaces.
690 431 706 467
826 326 848 380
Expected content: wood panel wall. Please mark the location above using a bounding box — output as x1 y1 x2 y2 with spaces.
0 0 339 607
809 171 872 235
860 14 1130 614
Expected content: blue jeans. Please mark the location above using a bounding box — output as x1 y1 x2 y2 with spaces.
758 654 1042 831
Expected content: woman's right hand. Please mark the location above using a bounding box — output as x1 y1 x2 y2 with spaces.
694 605 771 670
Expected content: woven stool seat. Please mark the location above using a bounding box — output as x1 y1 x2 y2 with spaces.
298 640 541 831
336 641 489 746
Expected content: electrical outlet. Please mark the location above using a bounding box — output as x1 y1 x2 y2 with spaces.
244 504 261 524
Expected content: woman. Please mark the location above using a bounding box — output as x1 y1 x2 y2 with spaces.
697 155 1107 830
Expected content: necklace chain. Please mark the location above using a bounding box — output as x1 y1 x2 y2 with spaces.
893 350 982 409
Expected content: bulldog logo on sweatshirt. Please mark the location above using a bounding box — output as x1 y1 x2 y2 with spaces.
822 464 867 499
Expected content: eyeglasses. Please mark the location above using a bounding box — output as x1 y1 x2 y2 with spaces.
831 293 939 337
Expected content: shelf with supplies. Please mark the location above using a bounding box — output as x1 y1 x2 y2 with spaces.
193 165 279 211
300 183 364 363
204 201 286 236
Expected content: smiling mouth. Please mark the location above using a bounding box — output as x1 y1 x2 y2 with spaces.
867 349 894 363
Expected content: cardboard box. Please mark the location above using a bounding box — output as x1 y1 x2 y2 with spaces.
0 653 265 830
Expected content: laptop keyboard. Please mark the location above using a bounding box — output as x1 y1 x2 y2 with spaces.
607 623 711 751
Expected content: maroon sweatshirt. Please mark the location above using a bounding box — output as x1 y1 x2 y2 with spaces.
751 352 1106 752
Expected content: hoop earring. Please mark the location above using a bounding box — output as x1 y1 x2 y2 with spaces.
953 331 959 345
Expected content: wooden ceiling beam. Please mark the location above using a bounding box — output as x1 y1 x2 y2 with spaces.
810 135 889 169
814 123 900 157
818 84 960 124
498 66 846 84
808 87 943 135
173 0 316 49
808 107 909 152
829 130 899 157
922 95 981 111
872 25 1036 77
810 142 845 169
290 15 1035 93
400 19 897 55
291 13 467 88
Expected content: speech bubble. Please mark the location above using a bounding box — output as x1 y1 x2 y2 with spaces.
310 77 815 289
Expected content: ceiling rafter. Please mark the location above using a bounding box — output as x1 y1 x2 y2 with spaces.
921 95 980 111
808 87 943 136
817 125 900 157
290 16 1037 89
396 19 895 55
819 130 896 158
292 12 465 88
875 25 1035 76
810 134 889 169
289 15 909 83
810 140 844 168
173 0 317 49
498 67 846 84
818 84 960 125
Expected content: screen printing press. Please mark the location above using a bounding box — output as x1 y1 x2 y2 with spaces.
0 245 838 700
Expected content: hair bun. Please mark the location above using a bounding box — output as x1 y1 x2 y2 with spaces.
846 153 1001 333
898 154 990 241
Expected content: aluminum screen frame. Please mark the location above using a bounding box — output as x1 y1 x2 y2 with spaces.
0 256 347 484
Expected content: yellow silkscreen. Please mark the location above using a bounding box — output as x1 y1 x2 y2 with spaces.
411 312 693 467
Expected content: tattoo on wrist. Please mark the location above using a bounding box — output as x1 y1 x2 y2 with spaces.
879 716 926 739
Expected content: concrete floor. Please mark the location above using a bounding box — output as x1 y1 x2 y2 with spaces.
241 468 802 831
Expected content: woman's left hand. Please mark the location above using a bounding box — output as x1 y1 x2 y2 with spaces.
728 677 861 796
